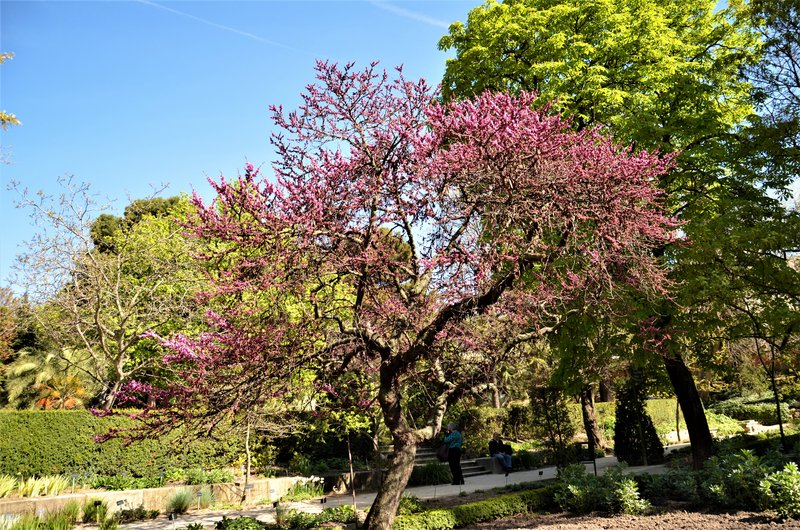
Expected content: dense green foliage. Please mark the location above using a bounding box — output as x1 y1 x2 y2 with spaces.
635 446 800 517
556 464 650 515
113 506 159 523
215 506 358 530
216 516 266 530
760 462 800 519
391 485 558 530
528 387 575 465
710 394 792 425
0 410 242 477
407 463 452 487
450 406 507 458
613 378 664 466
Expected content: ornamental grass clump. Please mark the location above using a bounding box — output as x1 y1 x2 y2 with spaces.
166 489 194 515
81 498 108 524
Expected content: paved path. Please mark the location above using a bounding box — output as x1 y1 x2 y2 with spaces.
117 454 672 530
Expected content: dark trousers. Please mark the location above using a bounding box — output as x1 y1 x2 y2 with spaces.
448 447 463 485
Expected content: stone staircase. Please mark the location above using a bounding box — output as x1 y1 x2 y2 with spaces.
383 445 491 479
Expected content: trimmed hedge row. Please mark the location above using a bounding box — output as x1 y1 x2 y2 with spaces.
0 410 243 478
709 396 791 425
392 485 558 530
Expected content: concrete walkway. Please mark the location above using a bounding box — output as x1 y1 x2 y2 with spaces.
117 454 671 530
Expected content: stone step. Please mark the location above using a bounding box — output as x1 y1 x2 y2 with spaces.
380 446 491 477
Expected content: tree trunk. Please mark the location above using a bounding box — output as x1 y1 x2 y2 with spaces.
580 384 606 452
491 374 502 408
102 379 122 411
363 435 416 530
598 379 614 402
662 352 714 468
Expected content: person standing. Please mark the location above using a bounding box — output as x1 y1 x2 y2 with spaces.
444 423 464 485
488 433 513 475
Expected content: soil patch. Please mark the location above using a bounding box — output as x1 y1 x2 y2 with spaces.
460 510 800 529
417 488 799 529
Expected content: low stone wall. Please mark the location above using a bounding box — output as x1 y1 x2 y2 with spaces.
0 477 302 517
475 457 504 474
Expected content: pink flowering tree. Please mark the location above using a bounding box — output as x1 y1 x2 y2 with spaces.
116 62 675 530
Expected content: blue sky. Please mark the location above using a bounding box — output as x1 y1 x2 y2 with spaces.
0 0 478 287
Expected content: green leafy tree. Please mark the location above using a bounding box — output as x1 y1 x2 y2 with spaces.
529 385 575 465
10 177 205 409
439 0 764 467
614 373 664 466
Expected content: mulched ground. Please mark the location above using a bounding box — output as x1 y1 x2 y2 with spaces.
460 510 800 529
420 489 799 530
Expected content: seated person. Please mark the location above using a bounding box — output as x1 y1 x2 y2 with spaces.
488 433 513 474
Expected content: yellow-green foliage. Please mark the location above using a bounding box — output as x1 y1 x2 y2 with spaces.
568 398 746 444
391 485 557 530
0 475 15 498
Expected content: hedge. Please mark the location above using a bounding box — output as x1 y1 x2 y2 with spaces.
391 485 558 530
0 410 243 478
709 396 791 425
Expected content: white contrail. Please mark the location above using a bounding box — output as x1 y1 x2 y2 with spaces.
368 0 451 29
136 0 314 55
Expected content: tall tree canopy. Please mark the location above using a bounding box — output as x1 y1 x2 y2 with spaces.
12 179 204 409
122 61 676 530
439 0 765 466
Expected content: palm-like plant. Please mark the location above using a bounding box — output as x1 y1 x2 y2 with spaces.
5 348 94 409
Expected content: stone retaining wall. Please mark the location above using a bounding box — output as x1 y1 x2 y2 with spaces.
0 477 302 517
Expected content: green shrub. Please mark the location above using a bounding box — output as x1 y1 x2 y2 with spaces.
710 395 791 425
555 464 650 515
0 410 242 478
613 377 663 466
277 505 357 529
180 468 234 485
554 464 605 513
167 489 194 515
392 485 557 530
760 462 800 519
91 474 163 491
82 498 108 524
505 405 533 440
529 387 575 467
206 469 234 484
454 406 507 459
699 449 771 509
407 463 451 487
214 516 264 530
514 450 545 470
186 524 205 530
635 468 698 503
114 505 159 523
705 411 744 437
397 495 427 515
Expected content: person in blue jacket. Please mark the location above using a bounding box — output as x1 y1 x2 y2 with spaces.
444 423 464 485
